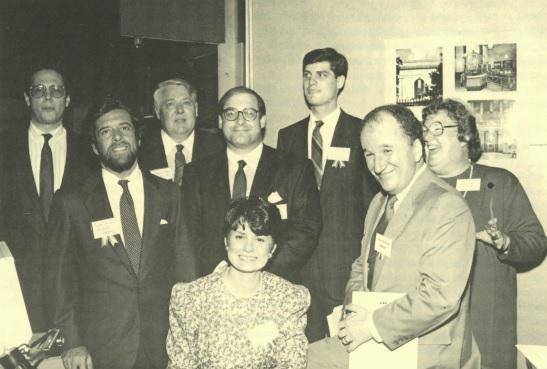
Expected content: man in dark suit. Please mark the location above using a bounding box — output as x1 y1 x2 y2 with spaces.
182 86 321 282
1 67 93 332
138 78 224 184
277 48 379 341
44 99 196 369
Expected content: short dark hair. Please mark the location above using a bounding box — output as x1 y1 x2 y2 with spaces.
28 65 69 94
362 104 424 147
422 99 483 162
303 48 348 79
86 97 142 144
224 197 281 243
218 86 266 117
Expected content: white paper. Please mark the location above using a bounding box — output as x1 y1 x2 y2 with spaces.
150 167 173 180
375 234 393 258
327 147 351 161
349 291 418 369
456 178 481 192
517 344 547 369
267 191 283 204
92 218 122 239
0 241 32 352
277 204 288 219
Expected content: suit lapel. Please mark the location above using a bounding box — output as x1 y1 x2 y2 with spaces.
83 174 136 278
288 119 309 158
250 146 277 196
364 195 388 291
322 111 350 186
139 175 163 280
210 153 231 203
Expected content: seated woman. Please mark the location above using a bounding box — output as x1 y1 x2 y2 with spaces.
166 197 310 369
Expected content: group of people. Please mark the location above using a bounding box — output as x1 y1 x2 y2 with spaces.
0 47 545 369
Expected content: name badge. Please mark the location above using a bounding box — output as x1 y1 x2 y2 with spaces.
150 167 173 180
375 233 393 258
276 204 288 220
327 147 350 161
456 178 481 192
268 191 283 204
92 218 122 239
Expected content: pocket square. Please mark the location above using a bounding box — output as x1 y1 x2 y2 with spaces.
160 219 169 225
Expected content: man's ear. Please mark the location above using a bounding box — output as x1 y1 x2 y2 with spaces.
91 143 99 156
154 105 160 120
65 95 71 108
224 237 228 250
412 138 423 162
336 75 346 91
259 115 267 129
24 92 31 107
194 101 199 117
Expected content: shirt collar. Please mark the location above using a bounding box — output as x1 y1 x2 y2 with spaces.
161 129 195 153
101 163 142 187
226 143 263 168
309 106 341 128
29 122 65 141
392 163 426 204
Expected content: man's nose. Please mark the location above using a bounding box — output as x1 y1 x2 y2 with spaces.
176 103 184 113
374 156 387 174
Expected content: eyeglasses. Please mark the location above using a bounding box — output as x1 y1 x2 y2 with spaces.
222 108 259 122
422 121 458 136
29 84 66 99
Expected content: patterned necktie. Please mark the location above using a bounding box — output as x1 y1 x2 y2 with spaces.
118 180 142 273
174 144 186 186
232 160 247 200
40 133 54 221
311 120 324 188
367 195 397 289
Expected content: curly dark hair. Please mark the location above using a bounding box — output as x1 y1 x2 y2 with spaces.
422 99 482 162
86 97 142 144
224 197 281 243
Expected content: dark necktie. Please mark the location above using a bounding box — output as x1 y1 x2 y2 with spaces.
311 120 324 188
40 133 54 221
367 195 397 289
118 180 142 273
232 160 247 200
174 144 186 186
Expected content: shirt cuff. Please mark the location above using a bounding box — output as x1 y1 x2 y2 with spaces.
367 311 383 343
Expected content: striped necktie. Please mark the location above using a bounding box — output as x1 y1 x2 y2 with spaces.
311 120 324 188
118 179 142 273
40 133 54 221
174 144 186 186
232 160 247 200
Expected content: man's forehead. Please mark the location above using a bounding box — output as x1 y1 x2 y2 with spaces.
96 109 132 126
160 84 192 99
425 109 452 124
304 61 333 72
224 92 259 108
32 69 64 85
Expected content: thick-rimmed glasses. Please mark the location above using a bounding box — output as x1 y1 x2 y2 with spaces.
423 121 458 136
29 84 66 99
222 108 259 122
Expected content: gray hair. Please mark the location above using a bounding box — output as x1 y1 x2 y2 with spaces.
153 78 197 112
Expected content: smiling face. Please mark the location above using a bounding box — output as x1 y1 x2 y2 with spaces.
221 92 265 152
303 61 345 110
25 69 70 128
361 113 422 195
92 109 139 174
225 223 276 274
155 84 198 142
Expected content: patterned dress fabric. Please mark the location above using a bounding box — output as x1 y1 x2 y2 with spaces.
166 266 310 369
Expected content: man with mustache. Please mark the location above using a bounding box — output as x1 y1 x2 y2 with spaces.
139 78 224 185
44 98 196 369
1 66 93 332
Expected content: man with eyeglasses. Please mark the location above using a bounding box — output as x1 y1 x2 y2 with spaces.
0 66 93 332
181 86 321 281
422 99 546 369
138 78 224 185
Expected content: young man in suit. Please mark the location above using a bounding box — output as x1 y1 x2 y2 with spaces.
277 48 378 341
44 99 196 369
423 99 546 369
182 86 321 283
138 78 224 184
1 67 94 332
307 105 480 369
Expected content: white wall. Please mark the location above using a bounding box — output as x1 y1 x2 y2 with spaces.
250 1 547 367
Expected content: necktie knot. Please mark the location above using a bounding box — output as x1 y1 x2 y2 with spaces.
176 144 184 153
118 179 130 192
238 160 246 170
43 133 52 144
315 120 324 129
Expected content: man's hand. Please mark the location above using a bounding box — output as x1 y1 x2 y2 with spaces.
337 304 372 352
476 230 509 253
62 346 93 369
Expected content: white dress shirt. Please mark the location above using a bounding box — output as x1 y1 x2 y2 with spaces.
307 106 341 170
28 122 67 194
161 129 195 179
226 143 263 198
102 165 145 245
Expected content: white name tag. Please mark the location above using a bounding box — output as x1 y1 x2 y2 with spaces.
268 191 283 204
276 204 288 220
327 147 350 161
150 167 173 180
375 233 393 258
456 178 481 192
92 218 122 239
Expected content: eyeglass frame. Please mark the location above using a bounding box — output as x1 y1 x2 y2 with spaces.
28 84 67 99
222 107 260 122
422 121 458 136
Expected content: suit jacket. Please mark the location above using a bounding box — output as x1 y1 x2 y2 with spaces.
277 111 379 301
138 125 225 175
1 126 95 332
44 170 196 369
345 167 480 369
181 145 321 282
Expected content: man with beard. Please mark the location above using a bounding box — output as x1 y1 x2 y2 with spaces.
1 66 93 332
44 98 196 369
139 78 224 185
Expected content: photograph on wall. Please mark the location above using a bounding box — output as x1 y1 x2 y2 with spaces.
455 43 517 92
468 99 517 159
395 46 443 106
